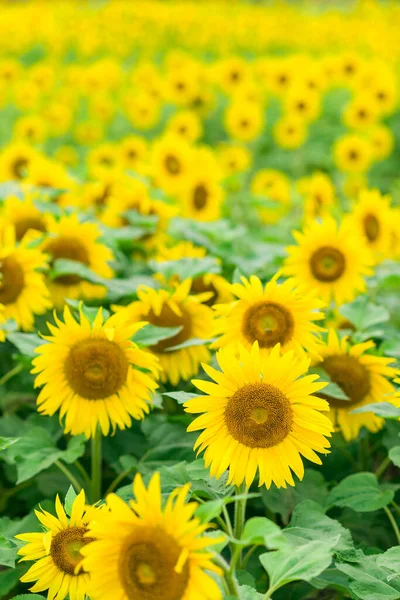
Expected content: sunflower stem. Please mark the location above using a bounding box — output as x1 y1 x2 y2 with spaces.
212 553 240 598
91 427 102 502
233 482 248 570
0 363 23 387
55 460 82 493
376 456 391 479
383 506 400 546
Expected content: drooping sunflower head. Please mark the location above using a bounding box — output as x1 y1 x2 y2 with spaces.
213 275 324 359
314 329 397 441
32 305 160 438
282 217 374 306
112 280 214 386
186 342 333 489
1 194 47 241
0 225 51 331
82 472 223 600
16 490 97 600
41 213 114 308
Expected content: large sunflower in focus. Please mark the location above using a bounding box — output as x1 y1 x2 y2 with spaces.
0 226 51 331
185 343 332 489
213 276 324 358
314 330 397 441
282 217 373 306
113 280 213 385
82 472 222 600
32 306 160 438
42 214 114 308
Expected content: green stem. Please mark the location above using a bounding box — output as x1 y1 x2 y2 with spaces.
74 460 91 486
55 460 82 493
222 504 234 538
91 427 102 502
0 363 23 387
392 501 400 517
233 482 247 570
212 553 240 598
383 506 400 545
105 465 137 496
376 456 391 479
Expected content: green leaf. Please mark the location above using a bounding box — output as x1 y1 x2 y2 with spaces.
133 324 183 346
149 257 220 281
0 536 17 568
195 499 225 523
376 547 400 581
326 473 394 512
352 403 400 418
165 337 214 351
7 332 44 357
10 596 46 600
0 567 27 599
62 435 86 464
340 296 390 331
309 367 350 401
238 585 264 600
389 446 400 468
64 485 77 517
0 437 19 451
162 391 201 404
260 539 337 593
241 517 284 549
49 259 104 284
336 554 400 600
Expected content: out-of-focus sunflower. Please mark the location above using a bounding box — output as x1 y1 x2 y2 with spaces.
213 276 324 358
0 142 39 182
297 172 336 221
82 472 222 600
250 169 291 224
282 217 373 306
113 280 213 385
273 114 307 150
334 134 373 174
185 342 333 488
1 194 47 241
167 109 203 143
32 306 160 438
314 330 397 441
224 100 264 142
152 134 193 194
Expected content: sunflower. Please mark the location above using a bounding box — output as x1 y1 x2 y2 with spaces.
125 91 160 130
14 114 47 144
250 169 291 224
343 96 379 130
81 472 222 600
314 330 397 441
344 188 393 261
152 134 193 194
32 305 160 438
1 194 47 241
185 342 332 488
167 110 203 143
113 280 213 386
284 85 321 122
334 134 373 174
119 135 148 171
224 100 264 142
217 144 251 177
87 143 121 179
15 490 97 600
368 125 394 161
282 217 373 306
27 158 73 191
180 170 224 222
297 172 336 221
0 225 51 331
213 276 324 358
0 142 39 182
273 114 307 150
42 214 114 309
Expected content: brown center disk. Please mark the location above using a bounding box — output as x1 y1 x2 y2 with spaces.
225 382 293 448
64 338 129 399
145 304 192 353
51 527 93 576
364 214 380 242
46 237 90 286
165 155 181 175
14 216 46 241
0 255 25 304
310 246 346 282
319 354 371 408
242 302 294 348
12 157 28 179
119 526 189 600
193 184 208 210
190 276 218 306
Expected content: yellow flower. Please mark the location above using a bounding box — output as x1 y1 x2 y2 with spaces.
152 134 193 194
218 144 251 176
0 225 51 331
32 306 160 438
283 217 373 306
250 169 291 224
334 134 373 174
284 86 321 122
368 124 394 161
113 280 213 386
167 110 203 143
125 91 160 130
1 194 47 241
185 342 333 488
27 158 73 190
119 135 148 171
344 188 393 261
298 172 336 221
213 276 324 358
343 95 380 130
41 214 114 309
87 143 121 179
224 100 264 142
180 170 224 222
273 114 307 150
0 303 6 342
314 330 397 441
13 114 47 144
82 472 222 600
16 490 97 600
0 142 39 182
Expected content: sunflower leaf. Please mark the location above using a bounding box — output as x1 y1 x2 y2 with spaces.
336 553 400 600
326 472 394 512
7 332 45 357
340 296 390 331
149 257 220 280
352 402 400 418
162 391 201 404
308 367 350 401
64 485 77 517
0 437 19 452
133 324 182 346
388 446 400 467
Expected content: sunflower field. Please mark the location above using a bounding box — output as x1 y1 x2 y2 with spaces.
2 1 400 599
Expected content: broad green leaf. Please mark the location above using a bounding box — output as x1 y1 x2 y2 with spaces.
195 499 225 522
326 473 394 512
337 554 400 600
133 324 182 346
11 596 46 600
166 337 215 351
0 567 26 599
238 585 264 600
285 500 354 552
0 437 19 451
0 535 17 568
149 257 220 281
260 538 337 593
7 332 45 357
377 547 400 581
352 403 400 419
340 296 389 331
64 485 77 517
309 367 350 401
62 435 86 464
241 517 285 549
162 391 201 404
389 446 400 468
49 259 104 284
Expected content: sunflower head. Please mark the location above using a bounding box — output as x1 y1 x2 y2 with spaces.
32 305 160 438
81 472 223 600
186 342 333 489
